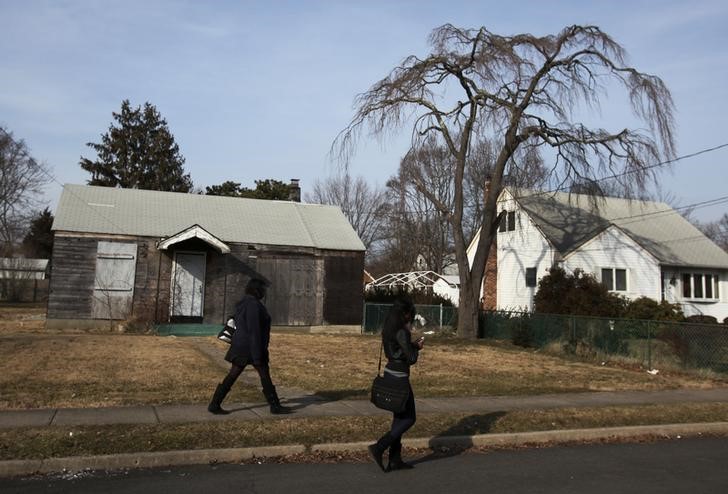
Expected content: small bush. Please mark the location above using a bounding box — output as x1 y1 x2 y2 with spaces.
364 286 454 306
685 314 718 324
533 267 627 318
623 297 684 321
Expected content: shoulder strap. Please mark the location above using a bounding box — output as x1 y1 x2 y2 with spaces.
377 341 383 375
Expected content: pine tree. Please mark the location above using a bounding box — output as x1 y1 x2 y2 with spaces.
80 100 193 192
206 179 290 200
22 208 54 258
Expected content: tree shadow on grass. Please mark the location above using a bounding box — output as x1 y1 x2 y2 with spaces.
410 411 508 465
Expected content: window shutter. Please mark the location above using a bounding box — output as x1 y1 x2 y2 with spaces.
92 241 137 320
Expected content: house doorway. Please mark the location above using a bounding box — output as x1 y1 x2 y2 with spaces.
171 251 206 322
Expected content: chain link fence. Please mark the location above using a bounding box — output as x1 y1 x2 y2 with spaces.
362 303 457 333
480 310 728 374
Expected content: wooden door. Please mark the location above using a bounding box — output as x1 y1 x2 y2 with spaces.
171 252 206 318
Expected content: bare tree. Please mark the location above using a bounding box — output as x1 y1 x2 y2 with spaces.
334 24 676 338
698 214 728 253
305 172 389 255
382 155 453 274
0 127 51 256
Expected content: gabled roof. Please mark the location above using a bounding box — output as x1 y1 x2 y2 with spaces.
52 184 365 252
505 187 728 269
156 224 230 254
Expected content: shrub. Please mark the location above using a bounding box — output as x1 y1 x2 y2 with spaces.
533 266 627 317
364 286 454 306
684 314 718 324
623 296 684 321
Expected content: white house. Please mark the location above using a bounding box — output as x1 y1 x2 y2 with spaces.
467 187 728 321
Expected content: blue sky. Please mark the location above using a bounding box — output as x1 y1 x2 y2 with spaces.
3 0 728 222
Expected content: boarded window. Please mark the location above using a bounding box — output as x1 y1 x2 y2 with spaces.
92 241 137 320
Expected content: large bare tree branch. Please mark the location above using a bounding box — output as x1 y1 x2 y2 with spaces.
333 23 676 338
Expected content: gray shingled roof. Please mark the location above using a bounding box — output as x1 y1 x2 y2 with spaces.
52 184 365 252
508 187 728 269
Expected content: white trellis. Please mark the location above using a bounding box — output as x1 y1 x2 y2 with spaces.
366 271 460 307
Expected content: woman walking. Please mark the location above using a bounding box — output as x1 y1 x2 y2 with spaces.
208 278 292 415
369 297 424 472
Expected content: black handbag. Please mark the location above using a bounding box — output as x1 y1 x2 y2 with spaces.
370 343 409 413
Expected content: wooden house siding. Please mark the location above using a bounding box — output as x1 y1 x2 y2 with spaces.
48 232 363 327
47 235 96 319
323 252 364 325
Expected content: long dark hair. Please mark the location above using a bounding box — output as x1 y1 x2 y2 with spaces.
382 297 415 341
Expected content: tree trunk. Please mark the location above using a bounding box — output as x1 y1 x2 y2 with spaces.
457 277 480 339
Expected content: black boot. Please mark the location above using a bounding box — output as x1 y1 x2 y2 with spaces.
263 385 293 414
368 433 395 473
208 383 232 415
388 439 414 471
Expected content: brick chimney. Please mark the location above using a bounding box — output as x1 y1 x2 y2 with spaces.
288 179 301 202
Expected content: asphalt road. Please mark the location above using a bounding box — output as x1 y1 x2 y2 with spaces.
4 437 728 493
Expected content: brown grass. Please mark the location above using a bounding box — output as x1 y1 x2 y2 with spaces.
269 333 727 400
3 402 728 460
1 304 726 410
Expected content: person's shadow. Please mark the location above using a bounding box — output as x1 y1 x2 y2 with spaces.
410 411 507 465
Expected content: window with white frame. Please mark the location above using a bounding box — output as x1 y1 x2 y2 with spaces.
682 273 719 300
498 210 517 233
601 268 627 292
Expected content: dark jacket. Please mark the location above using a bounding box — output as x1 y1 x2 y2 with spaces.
225 294 271 366
384 327 419 374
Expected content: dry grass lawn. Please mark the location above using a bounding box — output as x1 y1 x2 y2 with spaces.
1 304 726 410
4 402 728 460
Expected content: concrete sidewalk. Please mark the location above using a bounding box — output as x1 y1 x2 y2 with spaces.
3 387 728 429
3 388 728 478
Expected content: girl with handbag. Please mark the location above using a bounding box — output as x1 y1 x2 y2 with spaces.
368 297 424 472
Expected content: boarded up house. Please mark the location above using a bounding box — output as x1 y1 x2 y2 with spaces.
47 184 366 330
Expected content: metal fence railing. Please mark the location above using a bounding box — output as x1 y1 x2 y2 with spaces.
479 310 728 374
362 303 457 333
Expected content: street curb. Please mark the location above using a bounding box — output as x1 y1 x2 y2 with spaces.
3 422 728 478
0 445 306 479
311 422 728 452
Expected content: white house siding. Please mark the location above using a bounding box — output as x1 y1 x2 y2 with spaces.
496 191 557 311
433 277 460 306
661 267 728 321
563 226 662 302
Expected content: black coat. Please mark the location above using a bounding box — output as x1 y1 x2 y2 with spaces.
383 327 419 374
225 294 271 366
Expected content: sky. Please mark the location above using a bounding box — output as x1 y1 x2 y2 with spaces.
2 0 728 223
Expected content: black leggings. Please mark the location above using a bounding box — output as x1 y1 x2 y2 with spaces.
222 361 274 394
386 374 416 440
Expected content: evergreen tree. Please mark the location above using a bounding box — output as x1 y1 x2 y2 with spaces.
206 179 290 200
22 208 54 258
80 100 193 192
